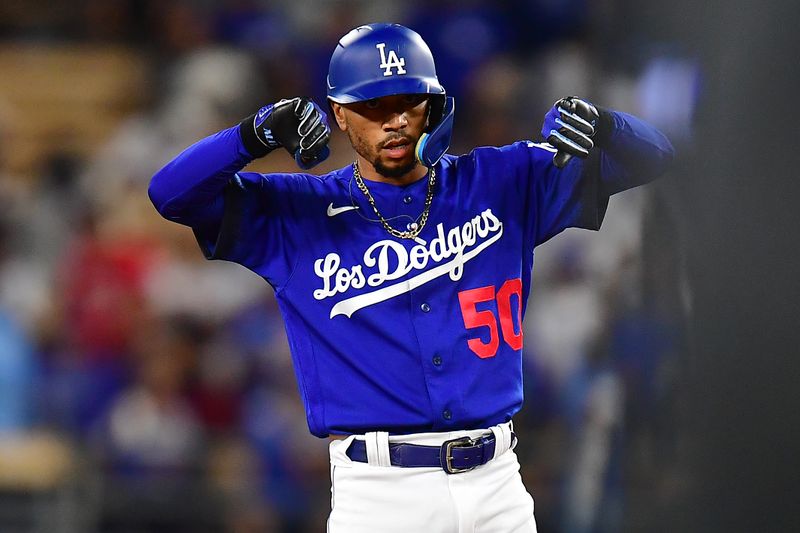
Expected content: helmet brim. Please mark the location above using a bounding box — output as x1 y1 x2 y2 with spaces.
328 76 445 104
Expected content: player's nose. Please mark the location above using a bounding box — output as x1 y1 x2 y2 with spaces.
383 110 409 131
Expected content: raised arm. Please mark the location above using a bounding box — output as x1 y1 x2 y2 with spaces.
594 109 675 194
148 97 331 229
148 125 250 228
541 96 675 193
527 96 675 246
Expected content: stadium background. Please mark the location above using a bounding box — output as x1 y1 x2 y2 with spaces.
0 1 796 532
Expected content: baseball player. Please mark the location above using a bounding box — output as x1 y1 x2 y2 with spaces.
149 23 673 533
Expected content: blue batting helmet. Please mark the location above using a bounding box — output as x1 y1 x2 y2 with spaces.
327 23 445 103
327 23 455 167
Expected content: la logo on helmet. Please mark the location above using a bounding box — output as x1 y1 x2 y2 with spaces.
375 43 406 76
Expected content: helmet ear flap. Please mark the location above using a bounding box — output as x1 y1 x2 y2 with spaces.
425 95 446 133
416 96 454 167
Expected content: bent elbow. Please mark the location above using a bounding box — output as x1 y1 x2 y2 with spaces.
148 168 176 219
147 173 165 215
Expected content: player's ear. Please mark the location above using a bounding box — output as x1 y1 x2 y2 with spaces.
329 101 347 131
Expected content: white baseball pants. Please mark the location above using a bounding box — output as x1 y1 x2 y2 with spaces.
327 422 537 533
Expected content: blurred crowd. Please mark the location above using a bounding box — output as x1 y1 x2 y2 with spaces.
0 1 696 532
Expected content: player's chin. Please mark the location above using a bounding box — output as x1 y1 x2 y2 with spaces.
375 154 418 179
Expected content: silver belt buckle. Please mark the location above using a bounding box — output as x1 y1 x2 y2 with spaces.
442 436 478 474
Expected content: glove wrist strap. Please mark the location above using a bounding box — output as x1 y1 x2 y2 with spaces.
238 113 275 159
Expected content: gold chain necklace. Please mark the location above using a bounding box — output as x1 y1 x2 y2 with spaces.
352 162 435 240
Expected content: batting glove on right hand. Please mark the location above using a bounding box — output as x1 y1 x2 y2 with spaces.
240 97 331 170
542 96 600 169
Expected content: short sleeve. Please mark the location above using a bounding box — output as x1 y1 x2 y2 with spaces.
193 172 298 289
510 141 610 247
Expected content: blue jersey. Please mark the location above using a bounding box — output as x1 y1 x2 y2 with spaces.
149 111 673 437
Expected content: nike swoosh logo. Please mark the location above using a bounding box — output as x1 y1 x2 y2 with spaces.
327 203 359 217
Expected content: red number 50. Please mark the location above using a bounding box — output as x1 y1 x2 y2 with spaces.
457 278 524 359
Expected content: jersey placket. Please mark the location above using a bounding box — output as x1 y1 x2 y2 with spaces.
392 181 462 431
352 176 460 431
407 278 459 430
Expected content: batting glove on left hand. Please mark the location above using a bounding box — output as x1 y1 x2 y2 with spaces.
542 96 600 169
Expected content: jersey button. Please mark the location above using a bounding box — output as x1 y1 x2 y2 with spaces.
432 355 442 366
420 303 431 313
403 195 413 204
442 409 452 420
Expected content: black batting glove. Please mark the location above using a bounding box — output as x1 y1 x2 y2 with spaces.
541 96 604 168
239 97 331 170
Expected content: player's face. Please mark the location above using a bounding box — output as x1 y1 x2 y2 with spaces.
332 94 429 181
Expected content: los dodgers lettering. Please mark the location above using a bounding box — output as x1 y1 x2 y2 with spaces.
313 209 503 317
